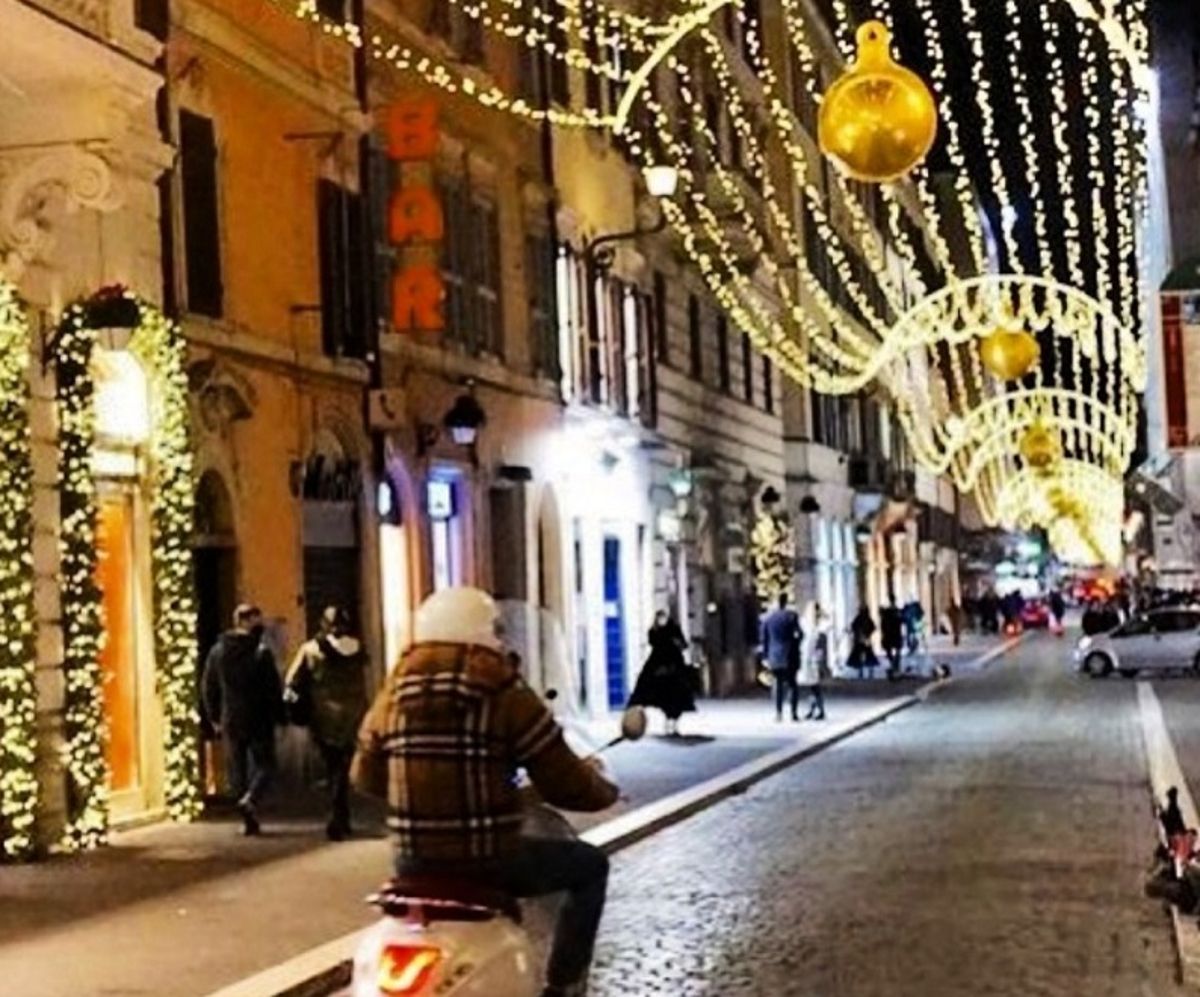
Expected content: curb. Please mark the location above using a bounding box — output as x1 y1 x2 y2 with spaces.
206 694 920 997
208 638 1018 997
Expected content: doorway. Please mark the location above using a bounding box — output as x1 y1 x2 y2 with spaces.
603 535 626 709
96 485 150 818
193 471 238 797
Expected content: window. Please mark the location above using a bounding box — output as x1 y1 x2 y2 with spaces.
134 0 168 39
653 271 669 365
316 0 344 16
742 332 754 403
429 2 484 64
762 356 774 413
317 179 368 359
741 0 762 65
583 6 604 112
439 176 503 357
716 315 731 393
527 230 559 378
519 0 569 107
688 295 703 380
179 110 223 318
1154 611 1200 634
556 244 588 400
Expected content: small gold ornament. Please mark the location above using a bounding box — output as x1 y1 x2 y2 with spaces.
818 21 939 183
1020 423 1061 470
979 328 1040 381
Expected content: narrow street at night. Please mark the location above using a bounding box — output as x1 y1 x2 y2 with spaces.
589 633 1183 997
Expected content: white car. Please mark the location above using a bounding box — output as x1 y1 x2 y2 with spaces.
1075 608 1200 677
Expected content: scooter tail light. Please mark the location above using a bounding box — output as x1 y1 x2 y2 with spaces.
377 943 443 995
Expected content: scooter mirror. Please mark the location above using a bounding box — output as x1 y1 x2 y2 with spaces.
620 705 648 742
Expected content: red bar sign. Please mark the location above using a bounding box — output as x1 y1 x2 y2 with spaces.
386 98 444 333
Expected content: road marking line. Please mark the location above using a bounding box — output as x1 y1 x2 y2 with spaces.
1137 682 1200 990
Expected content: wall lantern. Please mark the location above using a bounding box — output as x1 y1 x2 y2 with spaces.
761 485 782 508
667 467 694 500
799 495 821 514
443 383 487 447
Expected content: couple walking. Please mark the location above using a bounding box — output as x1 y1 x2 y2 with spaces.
760 594 830 722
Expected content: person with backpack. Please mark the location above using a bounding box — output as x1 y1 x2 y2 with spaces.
285 605 369 840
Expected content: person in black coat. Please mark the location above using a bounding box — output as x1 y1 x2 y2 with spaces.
880 600 904 679
203 604 282 835
629 611 697 736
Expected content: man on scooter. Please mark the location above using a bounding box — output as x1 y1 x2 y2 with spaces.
352 587 619 997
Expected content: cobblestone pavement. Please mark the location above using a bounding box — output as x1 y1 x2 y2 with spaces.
587 632 1181 997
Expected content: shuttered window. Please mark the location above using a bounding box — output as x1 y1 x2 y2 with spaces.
440 177 503 357
317 179 368 359
179 110 223 318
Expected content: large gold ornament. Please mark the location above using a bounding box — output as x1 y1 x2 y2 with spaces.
1020 423 1061 470
978 328 1040 381
818 21 939 183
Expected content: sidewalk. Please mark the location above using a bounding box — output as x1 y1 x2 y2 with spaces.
0 634 1013 997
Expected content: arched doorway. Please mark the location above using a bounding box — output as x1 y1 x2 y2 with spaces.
299 430 362 636
193 470 238 796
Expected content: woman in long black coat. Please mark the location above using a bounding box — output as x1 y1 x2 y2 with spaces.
629 611 697 736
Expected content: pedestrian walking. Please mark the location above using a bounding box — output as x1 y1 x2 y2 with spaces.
285 605 369 840
880 600 904 679
629 610 697 737
799 603 830 720
759 593 803 722
1049 589 1066 635
202 604 281 836
848 605 879 677
948 600 963 646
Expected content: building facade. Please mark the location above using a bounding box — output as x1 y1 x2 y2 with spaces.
1143 2 1200 588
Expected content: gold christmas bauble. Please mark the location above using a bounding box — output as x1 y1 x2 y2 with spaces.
1020 424 1061 470
979 328 1040 381
818 21 938 184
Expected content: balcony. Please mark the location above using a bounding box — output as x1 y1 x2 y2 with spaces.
848 455 915 501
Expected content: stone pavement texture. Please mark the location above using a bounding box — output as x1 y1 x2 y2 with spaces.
0 646 993 997
587 630 1180 997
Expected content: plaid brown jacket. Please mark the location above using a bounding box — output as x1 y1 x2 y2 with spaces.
352 642 617 863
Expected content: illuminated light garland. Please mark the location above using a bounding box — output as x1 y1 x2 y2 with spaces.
56 289 199 852
0 281 38 861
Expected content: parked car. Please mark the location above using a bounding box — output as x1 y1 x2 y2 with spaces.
1075 608 1200 677
1020 599 1050 630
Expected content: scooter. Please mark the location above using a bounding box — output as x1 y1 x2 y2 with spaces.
350 704 647 997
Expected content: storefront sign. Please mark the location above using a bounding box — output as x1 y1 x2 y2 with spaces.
387 98 444 334
368 388 408 430
1163 295 1187 448
427 479 455 520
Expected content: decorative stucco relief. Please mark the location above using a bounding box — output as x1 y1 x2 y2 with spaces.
0 146 123 284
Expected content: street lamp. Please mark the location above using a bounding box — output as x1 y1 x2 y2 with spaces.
583 163 678 275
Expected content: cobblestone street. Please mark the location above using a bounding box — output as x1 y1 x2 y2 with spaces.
588 633 1182 997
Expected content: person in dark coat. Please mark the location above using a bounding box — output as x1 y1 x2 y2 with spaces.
848 606 879 676
285 606 369 840
880 600 904 679
759 593 803 722
203 604 282 835
1049 590 1066 634
629 611 696 736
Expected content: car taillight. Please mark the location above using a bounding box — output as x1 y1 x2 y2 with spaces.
377 944 442 996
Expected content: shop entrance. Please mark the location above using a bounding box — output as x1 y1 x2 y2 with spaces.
96 484 151 818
